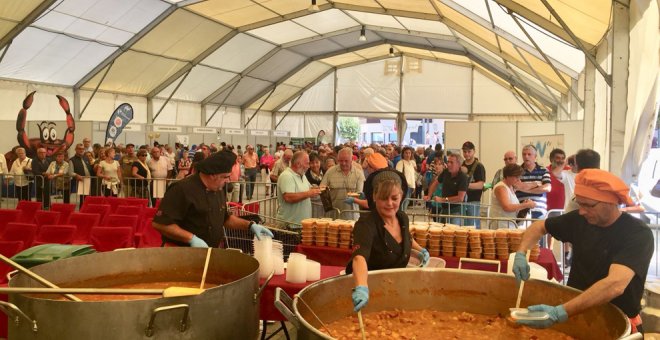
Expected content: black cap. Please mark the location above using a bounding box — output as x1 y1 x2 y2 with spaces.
462 141 475 150
196 151 236 174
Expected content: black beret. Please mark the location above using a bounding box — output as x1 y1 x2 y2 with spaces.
196 150 236 174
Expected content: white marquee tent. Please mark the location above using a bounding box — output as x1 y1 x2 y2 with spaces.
0 0 657 181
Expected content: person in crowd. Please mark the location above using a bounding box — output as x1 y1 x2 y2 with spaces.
512 169 652 334
321 147 365 220
152 151 273 248
176 151 192 179
426 153 468 225
360 147 375 178
395 146 417 211
120 143 137 197
148 146 171 207
491 150 517 187
97 148 122 197
306 152 325 217
276 151 321 227
563 149 601 212
83 151 99 196
198 143 211 159
82 137 93 153
391 146 401 167
229 153 243 203
10 147 32 201
489 164 536 229
131 150 151 199
163 145 176 178
260 146 275 197
515 145 551 220
323 156 336 172
46 151 70 203
461 141 486 228
0 152 7 192
546 148 569 211
348 169 430 312
346 152 389 210
270 149 293 189
31 148 51 208
68 143 94 208
242 145 259 201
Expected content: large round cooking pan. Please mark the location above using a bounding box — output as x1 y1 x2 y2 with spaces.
276 268 634 339
3 248 266 339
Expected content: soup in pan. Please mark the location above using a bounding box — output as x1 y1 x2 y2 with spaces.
324 309 575 340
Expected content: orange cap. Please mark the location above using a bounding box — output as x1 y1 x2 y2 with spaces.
574 169 633 206
366 153 388 170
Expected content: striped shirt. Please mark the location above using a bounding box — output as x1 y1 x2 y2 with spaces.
516 163 551 215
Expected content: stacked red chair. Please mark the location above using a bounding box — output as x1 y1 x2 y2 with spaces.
81 196 107 207
68 212 101 245
90 227 133 252
0 209 22 234
137 218 162 248
15 201 42 223
80 204 111 223
34 211 61 232
104 214 139 235
49 203 76 224
33 225 77 246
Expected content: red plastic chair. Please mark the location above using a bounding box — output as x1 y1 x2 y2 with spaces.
0 241 24 283
115 205 142 217
105 196 124 213
136 218 162 248
50 203 76 224
15 201 42 222
123 198 149 208
67 212 101 245
0 209 22 234
1 223 37 250
81 196 106 208
33 225 77 246
103 214 139 234
80 204 111 223
90 227 134 251
243 202 260 214
34 211 61 232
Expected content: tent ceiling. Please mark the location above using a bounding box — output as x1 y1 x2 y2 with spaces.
0 0 609 119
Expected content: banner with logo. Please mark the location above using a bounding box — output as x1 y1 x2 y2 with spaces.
105 103 134 146
519 134 564 166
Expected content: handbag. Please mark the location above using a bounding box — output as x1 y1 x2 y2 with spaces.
319 188 334 212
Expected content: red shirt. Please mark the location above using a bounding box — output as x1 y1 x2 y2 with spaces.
546 165 570 210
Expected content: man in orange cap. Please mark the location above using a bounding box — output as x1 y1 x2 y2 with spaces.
512 169 653 334
346 152 389 209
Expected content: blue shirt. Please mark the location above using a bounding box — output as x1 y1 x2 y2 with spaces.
516 162 551 213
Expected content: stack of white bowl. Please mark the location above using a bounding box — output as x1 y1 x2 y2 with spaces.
286 253 307 284
272 240 285 275
305 259 321 281
253 236 273 278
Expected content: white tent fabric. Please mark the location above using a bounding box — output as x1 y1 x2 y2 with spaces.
336 59 400 112
472 71 529 114
402 60 472 114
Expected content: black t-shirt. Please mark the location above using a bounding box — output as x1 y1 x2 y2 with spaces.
346 210 412 274
546 211 653 317
153 174 230 247
437 169 468 198
131 161 148 187
463 159 486 202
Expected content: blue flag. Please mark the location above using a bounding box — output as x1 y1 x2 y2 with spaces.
105 103 133 146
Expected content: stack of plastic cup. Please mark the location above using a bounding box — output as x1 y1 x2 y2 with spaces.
286 253 307 284
253 236 273 278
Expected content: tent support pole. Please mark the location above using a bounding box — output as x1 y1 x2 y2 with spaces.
513 46 567 119
0 41 10 65
205 78 242 126
509 13 584 108
275 95 302 129
539 0 612 86
512 87 541 121
244 86 276 128
152 68 191 123
79 60 114 120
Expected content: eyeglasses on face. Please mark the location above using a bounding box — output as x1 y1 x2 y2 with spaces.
572 197 601 208
503 157 515 161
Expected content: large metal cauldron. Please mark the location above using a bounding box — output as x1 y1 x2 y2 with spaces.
277 268 633 339
5 248 264 339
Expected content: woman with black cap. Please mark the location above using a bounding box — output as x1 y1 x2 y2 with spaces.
347 168 430 313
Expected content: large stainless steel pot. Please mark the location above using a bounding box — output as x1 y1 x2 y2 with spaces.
4 248 267 339
276 268 633 339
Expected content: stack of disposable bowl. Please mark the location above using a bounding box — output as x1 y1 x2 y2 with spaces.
301 218 315 245
305 259 321 281
286 253 307 283
454 228 468 258
441 228 454 257
415 226 429 249
529 244 541 262
481 229 496 259
495 229 510 260
428 226 442 257
327 221 340 247
272 240 285 275
315 219 329 246
508 229 524 253
468 229 482 259
253 236 273 278
338 220 353 249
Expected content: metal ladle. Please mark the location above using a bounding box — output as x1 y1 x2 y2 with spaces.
0 253 81 301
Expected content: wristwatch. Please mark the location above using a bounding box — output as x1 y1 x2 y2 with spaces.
444 197 449 202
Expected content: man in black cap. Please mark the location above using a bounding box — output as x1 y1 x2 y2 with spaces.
461 141 486 228
152 150 273 247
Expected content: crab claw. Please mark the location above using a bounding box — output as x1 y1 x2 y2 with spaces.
23 91 35 110
56 95 71 113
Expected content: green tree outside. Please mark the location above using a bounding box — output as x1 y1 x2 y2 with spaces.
337 117 359 142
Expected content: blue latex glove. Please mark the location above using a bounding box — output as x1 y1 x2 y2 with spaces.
358 192 366 199
352 286 369 312
250 223 274 240
512 251 530 284
516 304 568 328
344 197 355 205
189 235 209 248
418 248 430 267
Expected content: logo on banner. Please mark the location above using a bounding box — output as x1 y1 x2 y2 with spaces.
105 103 134 146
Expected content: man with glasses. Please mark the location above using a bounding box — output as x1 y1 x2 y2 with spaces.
68 143 94 208
321 147 365 220
512 169 652 335
491 151 517 187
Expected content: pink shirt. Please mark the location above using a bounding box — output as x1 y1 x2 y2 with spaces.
260 154 274 170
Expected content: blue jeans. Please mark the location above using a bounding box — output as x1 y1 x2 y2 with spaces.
244 168 258 199
463 202 481 228
400 188 413 212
